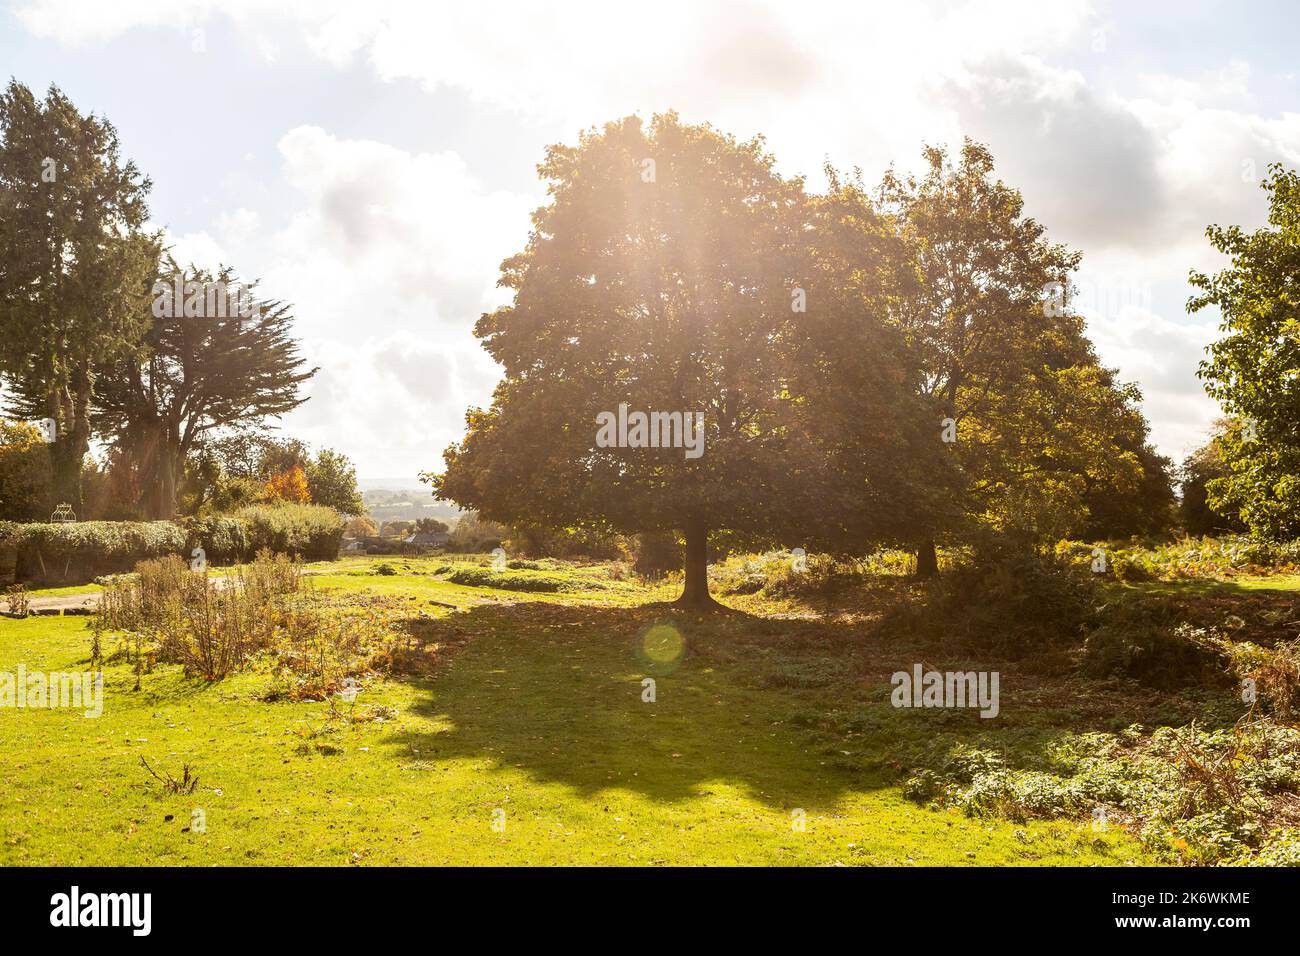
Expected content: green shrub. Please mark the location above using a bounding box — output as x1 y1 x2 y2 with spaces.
505 523 626 560
236 503 344 561
708 550 869 598
447 512 506 552
1 508 343 585
0 520 17 582
708 552 775 595
359 535 405 555
765 553 872 598
897 549 1098 656
506 559 544 570
1110 551 1159 582
0 422 51 521
439 563 603 592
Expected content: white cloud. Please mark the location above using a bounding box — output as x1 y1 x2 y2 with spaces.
1137 60 1253 109
252 128 534 475
1084 305 1220 460
161 228 228 271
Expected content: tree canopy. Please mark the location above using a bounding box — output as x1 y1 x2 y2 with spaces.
876 142 1168 562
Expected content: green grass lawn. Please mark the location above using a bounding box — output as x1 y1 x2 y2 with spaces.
0 559 1158 866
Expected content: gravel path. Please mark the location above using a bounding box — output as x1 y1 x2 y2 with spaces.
11 567 340 616
7 592 99 615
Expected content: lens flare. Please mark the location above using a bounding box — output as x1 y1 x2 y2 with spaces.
638 622 686 674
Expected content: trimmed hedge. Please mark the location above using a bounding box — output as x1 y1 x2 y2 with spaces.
0 504 345 585
4 521 186 584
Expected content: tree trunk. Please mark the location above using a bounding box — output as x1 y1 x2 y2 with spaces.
675 516 720 610
914 537 939 579
47 368 94 517
153 443 178 519
48 433 85 516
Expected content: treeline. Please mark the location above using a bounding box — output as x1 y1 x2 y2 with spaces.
0 81 353 523
428 113 1177 606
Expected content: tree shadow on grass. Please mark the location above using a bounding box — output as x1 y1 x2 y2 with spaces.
382 588 1259 811
383 599 898 811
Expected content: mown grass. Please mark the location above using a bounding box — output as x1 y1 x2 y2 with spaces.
0 556 1150 866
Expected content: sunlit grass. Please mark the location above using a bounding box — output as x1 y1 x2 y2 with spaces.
0 560 1150 866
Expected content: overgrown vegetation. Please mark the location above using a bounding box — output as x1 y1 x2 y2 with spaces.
1058 536 1300 581
904 716 1300 865
96 552 303 680
882 548 1098 658
93 551 465 698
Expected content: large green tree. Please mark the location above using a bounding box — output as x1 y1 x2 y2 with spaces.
1191 163 1300 540
876 141 1168 568
432 114 836 607
0 81 158 511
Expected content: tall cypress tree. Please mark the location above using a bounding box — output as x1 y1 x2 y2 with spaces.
0 81 158 512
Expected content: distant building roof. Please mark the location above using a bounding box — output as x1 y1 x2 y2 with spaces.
405 530 451 546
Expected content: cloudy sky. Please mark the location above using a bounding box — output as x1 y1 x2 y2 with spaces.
4 0 1296 481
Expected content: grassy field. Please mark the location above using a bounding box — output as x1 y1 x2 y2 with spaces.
0 554 1168 866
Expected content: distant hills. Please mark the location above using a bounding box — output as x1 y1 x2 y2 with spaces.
361 483 463 524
